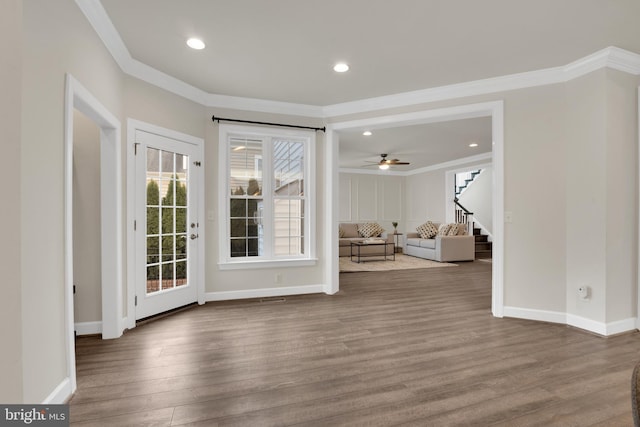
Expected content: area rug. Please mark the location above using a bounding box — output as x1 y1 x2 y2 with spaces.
340 254 457 273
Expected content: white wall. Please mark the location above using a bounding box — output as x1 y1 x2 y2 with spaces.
339 172 404 233
564 69 638 328
565 70 608 323
73 109 102 324
0 0 23 404
405 169 446 231
458 166 493 234
604 70 638 325
404 160 490 233
21 0 123 403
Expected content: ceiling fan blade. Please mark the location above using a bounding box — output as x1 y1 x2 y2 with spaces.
385 158 410 165
356 154 411 168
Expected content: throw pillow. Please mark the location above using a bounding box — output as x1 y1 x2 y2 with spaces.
437 223 452 236
447 223 462 236
341 223 359 238
358 222 383 238
416 221 438 239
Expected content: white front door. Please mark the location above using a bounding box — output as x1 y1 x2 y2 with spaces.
134 129 201 319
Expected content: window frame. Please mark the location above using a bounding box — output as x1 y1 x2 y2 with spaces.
218 124 316 269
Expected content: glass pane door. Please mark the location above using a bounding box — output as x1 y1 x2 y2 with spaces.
145 147 189 295
135 128 200 321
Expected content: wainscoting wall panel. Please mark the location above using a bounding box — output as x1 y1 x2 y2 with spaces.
356 178 378 221
382 179 403 222
339 176 352 222
339 173 404 231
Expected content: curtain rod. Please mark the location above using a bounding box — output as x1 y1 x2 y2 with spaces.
211 115 325 132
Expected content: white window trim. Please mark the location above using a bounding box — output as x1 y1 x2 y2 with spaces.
218 124 316 268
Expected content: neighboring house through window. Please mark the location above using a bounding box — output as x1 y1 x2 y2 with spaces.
219 124 316 268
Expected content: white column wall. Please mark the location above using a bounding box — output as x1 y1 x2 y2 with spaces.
604 70 638 325
0 0 23 404
21 0 124 402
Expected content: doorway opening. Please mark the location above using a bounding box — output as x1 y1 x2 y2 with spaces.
72 109 102 335
64 74 123 395
325 101 504 317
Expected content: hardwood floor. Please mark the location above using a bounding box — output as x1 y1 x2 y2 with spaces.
70 261 640 426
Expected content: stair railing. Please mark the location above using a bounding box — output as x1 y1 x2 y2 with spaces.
455 169 482 197
453 198 474 235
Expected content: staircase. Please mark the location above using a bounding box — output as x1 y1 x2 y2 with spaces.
455 169 481 197
473 227 492 259
454 169 492 259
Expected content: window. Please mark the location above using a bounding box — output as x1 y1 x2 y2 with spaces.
219 124 315 267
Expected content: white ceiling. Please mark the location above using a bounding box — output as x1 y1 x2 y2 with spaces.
96 0 640 170
337 117 492 171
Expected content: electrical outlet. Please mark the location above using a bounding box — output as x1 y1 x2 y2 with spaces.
578 286 589 299
504 211 513 223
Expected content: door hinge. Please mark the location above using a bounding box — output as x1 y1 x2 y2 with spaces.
135 295 138 306
134 220 137 231
193 161 202 167
134 143 140 155
73 285 76 294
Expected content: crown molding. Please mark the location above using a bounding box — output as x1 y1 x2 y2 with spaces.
77 1 640 119
75 0 324 117
603 46 640 75
323 47 640 117
339 152 492 177
404 152 493 176
204 93 325 117
76 0 131 68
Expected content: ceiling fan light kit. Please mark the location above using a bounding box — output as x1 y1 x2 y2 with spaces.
364 153 411 170
379 153 410 167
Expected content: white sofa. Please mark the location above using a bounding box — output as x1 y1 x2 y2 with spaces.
405 223 475 262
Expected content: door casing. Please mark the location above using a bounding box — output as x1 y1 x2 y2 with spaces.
126 119 205 328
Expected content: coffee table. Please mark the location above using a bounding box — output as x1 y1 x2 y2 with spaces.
350 241 395 263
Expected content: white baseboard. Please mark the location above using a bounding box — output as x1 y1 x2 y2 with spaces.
74 321 102 335
567 315 637 336
75 317 129 335
606 318 637 335
206 284 324 302
42 377 72 404
503 306 566 325
504 306 637 336
566 314 606 335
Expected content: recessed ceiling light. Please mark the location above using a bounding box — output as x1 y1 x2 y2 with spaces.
363 131 372 136
186 38 205 50
469 143 478 147
333 63 349 73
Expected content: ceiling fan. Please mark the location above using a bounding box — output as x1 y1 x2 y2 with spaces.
365 153 411 170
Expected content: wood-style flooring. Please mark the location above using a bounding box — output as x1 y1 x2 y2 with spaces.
70 261 640 426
